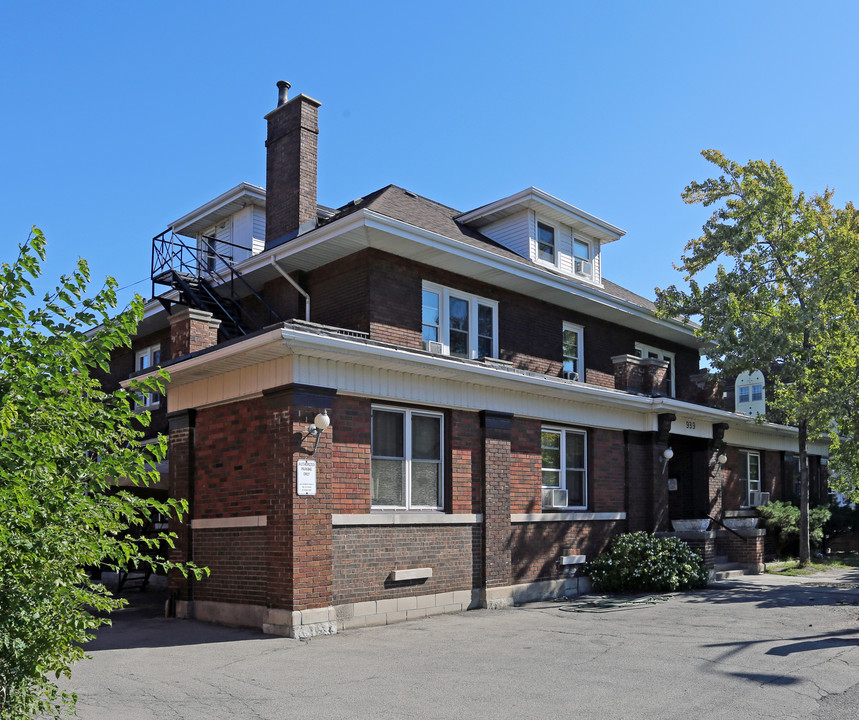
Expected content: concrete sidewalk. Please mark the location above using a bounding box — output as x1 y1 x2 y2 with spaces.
67 568 859 719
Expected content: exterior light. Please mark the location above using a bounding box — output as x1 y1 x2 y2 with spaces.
307 409 330 455
717 453 728 466
661 447 674 474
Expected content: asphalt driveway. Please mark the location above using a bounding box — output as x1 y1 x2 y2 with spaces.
68 568 859 719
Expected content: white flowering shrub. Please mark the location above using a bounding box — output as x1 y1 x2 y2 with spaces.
588 532 709 593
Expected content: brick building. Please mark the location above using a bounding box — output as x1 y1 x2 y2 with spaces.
114 83 829 637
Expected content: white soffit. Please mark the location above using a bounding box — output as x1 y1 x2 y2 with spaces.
171 182 266 238
456 187 626 244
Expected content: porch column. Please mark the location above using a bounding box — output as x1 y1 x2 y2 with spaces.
166 409 196 604
480 410 513 608
262 383 337 638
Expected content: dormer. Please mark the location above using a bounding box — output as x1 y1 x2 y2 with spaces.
456 188 625 286
171 182 267 267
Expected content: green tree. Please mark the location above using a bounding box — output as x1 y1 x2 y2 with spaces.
0 229 203 718
656 150 859 566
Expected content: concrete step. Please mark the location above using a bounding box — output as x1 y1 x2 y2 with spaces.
712 569 746 581
714 562 744 572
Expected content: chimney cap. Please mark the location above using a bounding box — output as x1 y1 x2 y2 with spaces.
276 80 291 107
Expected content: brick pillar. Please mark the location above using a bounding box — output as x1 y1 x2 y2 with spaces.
653 413 675 532
612 354 645 393
166 409 196 605
708 423 730 518
480 410 513 609
262 383 337 638
642 358 669 396
169 307 222 359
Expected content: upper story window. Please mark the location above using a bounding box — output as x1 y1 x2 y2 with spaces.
537 221 556 264
371 406 443 510
134 344 161 408
634 342 675 397
573 238 593 279
562 322 583 381
541 427 587 509
421 282 498 359
740 450 761 507
735 370 766 417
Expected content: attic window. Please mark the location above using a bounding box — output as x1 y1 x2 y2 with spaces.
537 222 556 263
574 239 593 278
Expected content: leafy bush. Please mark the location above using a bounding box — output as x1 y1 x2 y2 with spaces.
757 500 831 556
588 532 709 593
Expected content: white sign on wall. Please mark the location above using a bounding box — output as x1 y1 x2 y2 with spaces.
296 458 317 496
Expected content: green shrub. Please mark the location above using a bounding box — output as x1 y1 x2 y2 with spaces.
757 500 831 556
588 532 709 593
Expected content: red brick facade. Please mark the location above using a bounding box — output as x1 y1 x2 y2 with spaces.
332 525 481 605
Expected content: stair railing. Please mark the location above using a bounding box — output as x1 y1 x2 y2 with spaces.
151 230 283 336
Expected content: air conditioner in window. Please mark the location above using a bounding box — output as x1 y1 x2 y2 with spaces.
748 491 770 507
542 488 568 509
423 340 444 354
563 371 579 381
574 260 593 277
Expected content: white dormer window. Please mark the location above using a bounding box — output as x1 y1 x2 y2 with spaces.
537 221 556 264
735 370 766 417
574 239 593 278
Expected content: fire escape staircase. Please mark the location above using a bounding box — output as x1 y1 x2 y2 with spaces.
151 231 283 341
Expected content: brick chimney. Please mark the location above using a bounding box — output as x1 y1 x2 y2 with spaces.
264 81 321 249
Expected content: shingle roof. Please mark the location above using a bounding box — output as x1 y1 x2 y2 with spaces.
323 184 659 312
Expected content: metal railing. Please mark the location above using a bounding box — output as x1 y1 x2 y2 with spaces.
151 230 283 337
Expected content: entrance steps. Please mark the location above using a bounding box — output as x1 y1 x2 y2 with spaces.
710 555 746 581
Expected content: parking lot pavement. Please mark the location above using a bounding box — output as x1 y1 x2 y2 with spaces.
67 568 859 720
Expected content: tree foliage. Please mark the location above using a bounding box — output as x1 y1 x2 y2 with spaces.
656 150 859 564
0 229 203 718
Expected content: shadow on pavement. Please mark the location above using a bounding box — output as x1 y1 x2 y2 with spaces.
684 569 859 610
85 587 276 652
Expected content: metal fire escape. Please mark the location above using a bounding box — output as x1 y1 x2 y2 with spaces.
151 231 283 340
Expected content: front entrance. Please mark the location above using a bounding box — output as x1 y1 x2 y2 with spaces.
666 436 711 521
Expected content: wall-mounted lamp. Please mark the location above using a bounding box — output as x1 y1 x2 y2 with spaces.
661 447 674 473
306 409 331 455
717 453 728 466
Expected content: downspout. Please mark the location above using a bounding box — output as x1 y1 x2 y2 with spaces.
271 257 310 322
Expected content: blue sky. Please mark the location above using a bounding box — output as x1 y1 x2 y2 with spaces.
3 1 858 311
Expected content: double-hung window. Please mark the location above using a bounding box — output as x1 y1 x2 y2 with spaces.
371 406 443 510
562 322 583 381
739 450 761 507
537 221 556 264
421 282 498 359
541 427 587 509
634 342 675 397
738 383 763 404
134 344 161 408
573 238 593 279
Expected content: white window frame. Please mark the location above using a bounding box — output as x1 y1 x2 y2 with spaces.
572 236 594 279
739 449 761 507
562 322 584 381
540 427 588 510
133 344 161 409
634 342 676 397
371 405 444 511
535 219 558 267
421 281 498 359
